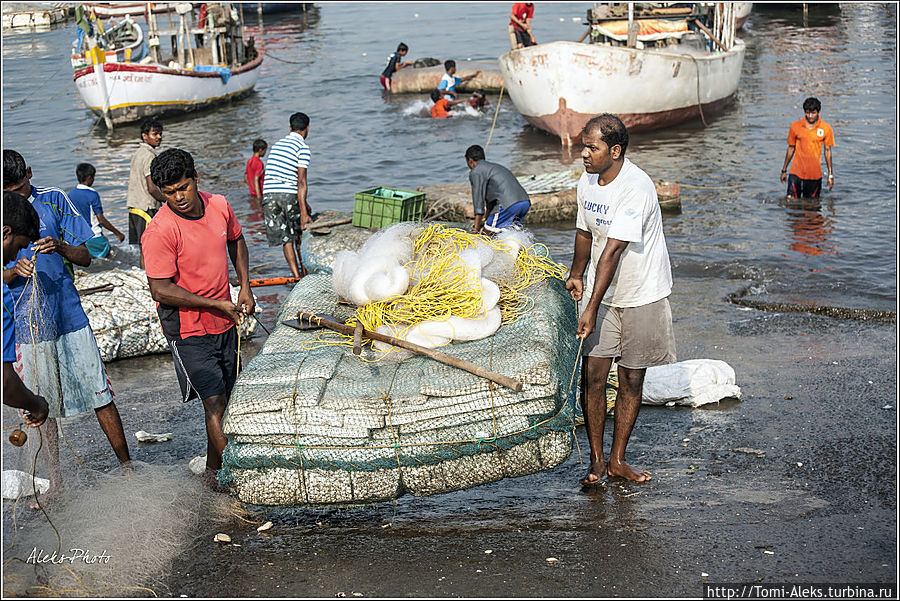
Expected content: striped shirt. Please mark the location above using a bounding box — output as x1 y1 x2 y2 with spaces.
263 131 310 195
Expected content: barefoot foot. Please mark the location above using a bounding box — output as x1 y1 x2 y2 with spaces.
579 462 608 487
607 459 651 482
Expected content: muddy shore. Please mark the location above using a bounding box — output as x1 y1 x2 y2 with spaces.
4 269 893 597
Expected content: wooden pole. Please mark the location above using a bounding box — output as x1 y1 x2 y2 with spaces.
693 18 728 52
308 217 353 230
296 311 524 392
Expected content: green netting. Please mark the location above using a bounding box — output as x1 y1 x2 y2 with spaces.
221 243 580 506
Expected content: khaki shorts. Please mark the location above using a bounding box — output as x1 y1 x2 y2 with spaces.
581 297 676 369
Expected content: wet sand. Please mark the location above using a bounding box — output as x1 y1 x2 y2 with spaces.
5 271 893 597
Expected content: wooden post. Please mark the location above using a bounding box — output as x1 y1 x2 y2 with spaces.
693 18 728 52
626 2 635 47
296 312 524 392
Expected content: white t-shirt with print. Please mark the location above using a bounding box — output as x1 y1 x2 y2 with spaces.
575 157 672 309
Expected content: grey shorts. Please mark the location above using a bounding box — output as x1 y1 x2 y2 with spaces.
582 297 676 369
262 192 304 246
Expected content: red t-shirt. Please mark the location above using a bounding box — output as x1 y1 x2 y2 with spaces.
142 191 243 340
787 118 835 180
245 155 265 197
510 3 534 31
431 98 451 118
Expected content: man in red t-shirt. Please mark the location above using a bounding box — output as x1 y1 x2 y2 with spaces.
430 89 466 118
780 96 836 199
244 138 266 198
142 148 254 491
508 3 536 50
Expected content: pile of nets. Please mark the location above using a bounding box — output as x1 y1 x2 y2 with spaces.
73 267 257 362
221 223 579 506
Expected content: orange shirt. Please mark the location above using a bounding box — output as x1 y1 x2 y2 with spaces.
510 3 534 31
431 98 451 118
788 118 835 180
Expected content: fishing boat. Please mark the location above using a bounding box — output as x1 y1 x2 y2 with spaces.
497 2 745 145
72 2 263 128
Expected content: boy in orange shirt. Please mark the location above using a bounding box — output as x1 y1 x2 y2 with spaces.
430 89 466 119
780 97 835 199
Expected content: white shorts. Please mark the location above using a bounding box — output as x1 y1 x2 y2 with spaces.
14 325 114 419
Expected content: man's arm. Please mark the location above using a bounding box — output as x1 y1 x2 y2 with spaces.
575 238 629 339
32 236 91 267
296 166 310 229
227 235 255 316
510 14 529 29
3 363 49 427
564 228 593 301
252 173 263 198
460 70 482 84
824 146 834 190
147 277 243 323
780 146 795 184
96 213 125 242
448 97 468 108
145 175 168 204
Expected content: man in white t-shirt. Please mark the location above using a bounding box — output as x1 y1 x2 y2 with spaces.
565 114 676 486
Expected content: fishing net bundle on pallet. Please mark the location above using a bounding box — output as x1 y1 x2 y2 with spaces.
74 267 257 362
221 223 580 506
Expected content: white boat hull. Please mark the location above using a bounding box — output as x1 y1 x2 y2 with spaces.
498 40 745 145
73 57 263 125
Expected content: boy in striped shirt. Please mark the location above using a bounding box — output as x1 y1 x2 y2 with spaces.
262 112 313 278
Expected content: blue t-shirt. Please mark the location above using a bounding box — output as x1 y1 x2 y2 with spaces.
2 282 16 363
5 186 94 343
67 185 104 238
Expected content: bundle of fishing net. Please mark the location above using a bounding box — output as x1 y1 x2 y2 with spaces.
74 267 258 362
326 223 567 355
221 222 579 507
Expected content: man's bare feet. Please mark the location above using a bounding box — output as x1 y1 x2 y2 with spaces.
203 468 229 494
607 458 651 482
579 462 608 487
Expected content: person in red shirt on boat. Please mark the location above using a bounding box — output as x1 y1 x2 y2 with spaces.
780 97 835 199
142 148 254 492
244 138 266 198
508 3 536 49
430 89 467 119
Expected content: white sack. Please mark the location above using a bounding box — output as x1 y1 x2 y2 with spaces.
642 359 742 407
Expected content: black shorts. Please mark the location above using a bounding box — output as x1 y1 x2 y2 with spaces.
515 28 536 47
168 327 237 403
786 174 821 199
128 208 158 244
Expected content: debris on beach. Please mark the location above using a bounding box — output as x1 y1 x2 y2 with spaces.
134 430 173 443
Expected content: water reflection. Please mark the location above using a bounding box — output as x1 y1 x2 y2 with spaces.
783 199 838 258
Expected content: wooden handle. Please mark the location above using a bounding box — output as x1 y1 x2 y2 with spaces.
78 283 115 296
297 311 523 392
308 217 353 230
693 18 727 51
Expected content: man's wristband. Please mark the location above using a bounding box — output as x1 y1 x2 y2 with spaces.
827 174 834 178
781 169 787 173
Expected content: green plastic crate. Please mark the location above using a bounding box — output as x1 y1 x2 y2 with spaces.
352 187 425 229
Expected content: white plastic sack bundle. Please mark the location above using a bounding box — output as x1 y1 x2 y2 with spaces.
642 359 741 407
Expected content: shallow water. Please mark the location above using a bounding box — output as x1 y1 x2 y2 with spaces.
1 3 896 315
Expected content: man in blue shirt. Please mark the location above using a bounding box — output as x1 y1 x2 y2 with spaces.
68 162 126 258
3 149 131 504
3 191 49 427
438 60 481 100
